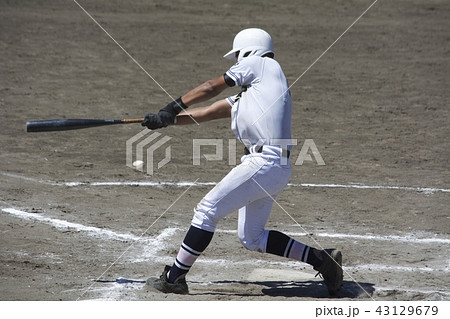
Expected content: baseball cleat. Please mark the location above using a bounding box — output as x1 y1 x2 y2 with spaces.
146 265 189 295
314 249 343 296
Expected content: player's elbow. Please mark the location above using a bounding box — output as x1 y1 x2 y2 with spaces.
201 80 215 92
201 80 220 97
201 77 228 98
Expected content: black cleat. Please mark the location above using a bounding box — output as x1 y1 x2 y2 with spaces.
314 249 343 296
146 265 189 295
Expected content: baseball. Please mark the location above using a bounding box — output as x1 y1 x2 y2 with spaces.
132 160 144 169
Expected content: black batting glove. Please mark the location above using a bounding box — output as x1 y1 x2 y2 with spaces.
141 97 187 130
141 113 165 130
157 109 177 126
162 97 187 116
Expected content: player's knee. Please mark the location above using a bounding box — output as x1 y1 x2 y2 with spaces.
238 230 267 253
239 238 261 252
191 205 219 233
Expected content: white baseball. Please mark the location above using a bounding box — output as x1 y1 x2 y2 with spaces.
132 160 144 168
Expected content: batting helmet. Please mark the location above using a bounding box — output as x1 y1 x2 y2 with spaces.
223 28 274 62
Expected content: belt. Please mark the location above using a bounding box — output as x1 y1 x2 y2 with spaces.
244 146 290 158
244 146 263 155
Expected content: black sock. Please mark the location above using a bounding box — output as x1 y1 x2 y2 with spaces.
266 230 322 268
266 230 291 257
167 226 214 283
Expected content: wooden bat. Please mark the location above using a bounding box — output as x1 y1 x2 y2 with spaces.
26 118 144 132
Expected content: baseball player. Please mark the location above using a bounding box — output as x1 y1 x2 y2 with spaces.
142 28 343 296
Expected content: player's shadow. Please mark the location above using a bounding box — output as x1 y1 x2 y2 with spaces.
259 279 375 298
191 279 375 298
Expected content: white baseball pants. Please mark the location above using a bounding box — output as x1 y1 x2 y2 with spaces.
191 146 291 252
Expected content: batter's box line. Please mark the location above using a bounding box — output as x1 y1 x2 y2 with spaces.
3 204 447 247
0 207 181 243
3 205 448 300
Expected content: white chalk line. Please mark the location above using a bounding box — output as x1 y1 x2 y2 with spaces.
3 207 448 246
293 183 450 194
64 181 450 194
345 264 449 274
373 286 450 297
318 232 450 244
2 207 449 273
2 208 138 241
3 207 448 300
1 171 448 194
0 207 179 248
217 229 450 245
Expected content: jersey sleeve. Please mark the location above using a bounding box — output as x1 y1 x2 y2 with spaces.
225 58 256 87
223 73 236 87
226 94 239 107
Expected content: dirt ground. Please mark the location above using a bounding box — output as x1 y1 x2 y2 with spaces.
0 0 449 302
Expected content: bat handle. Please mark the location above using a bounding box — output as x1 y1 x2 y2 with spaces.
122 118 145 124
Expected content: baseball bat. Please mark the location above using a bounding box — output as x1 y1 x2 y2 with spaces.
26 118 144 132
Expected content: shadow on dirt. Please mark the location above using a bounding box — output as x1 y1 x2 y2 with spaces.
190 280 375 299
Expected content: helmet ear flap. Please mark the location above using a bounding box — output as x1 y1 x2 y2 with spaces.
237 50 251 62
237 48 270 62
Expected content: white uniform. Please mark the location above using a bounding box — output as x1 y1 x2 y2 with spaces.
149 29 341 296
226 55 292 149
191 55 293 252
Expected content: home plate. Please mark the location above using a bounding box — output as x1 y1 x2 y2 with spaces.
248 268 319 282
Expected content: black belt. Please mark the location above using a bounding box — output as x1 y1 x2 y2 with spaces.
244 146 263 155
244 146 290 158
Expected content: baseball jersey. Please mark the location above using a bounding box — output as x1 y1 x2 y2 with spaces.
225 55 292 150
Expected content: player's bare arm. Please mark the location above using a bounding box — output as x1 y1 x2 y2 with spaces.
181 76 229 106
175 99 231 125
142 75 231 130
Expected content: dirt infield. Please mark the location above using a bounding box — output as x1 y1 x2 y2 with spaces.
0 0 449 301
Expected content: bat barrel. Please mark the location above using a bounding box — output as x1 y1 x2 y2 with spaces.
26 119 120 132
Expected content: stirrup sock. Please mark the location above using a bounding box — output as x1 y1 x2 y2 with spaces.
167 225 214 283
266 230 318 266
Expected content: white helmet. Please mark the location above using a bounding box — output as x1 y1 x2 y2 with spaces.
223 28 274 62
